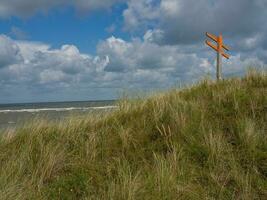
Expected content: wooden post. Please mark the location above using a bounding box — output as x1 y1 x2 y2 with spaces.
217 34 223 81
217 50 222 80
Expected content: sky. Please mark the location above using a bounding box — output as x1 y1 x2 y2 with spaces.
0 0 266 103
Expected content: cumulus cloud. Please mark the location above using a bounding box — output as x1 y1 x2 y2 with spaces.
124 0 267 45
1 34 264 84
97 36 261 83
0 33 265 103
0 36 103 89
0 35 23 68
123 0 160 31
0 0 125 18
121 0 267 79
0 35 201 101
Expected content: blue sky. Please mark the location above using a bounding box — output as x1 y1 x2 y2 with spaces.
0 3 129 53
0 0 266 103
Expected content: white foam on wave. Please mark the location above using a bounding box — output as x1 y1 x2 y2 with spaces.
0 106 118 113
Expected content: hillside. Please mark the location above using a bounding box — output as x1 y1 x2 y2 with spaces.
0 70 266 200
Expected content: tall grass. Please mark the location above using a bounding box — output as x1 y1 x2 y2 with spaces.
0 70 266 200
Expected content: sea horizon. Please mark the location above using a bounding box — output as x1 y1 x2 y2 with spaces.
0 100 117 130
0 99 118 106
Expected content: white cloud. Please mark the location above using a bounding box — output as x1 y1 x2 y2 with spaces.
160 0 180 17
97 36 225 83
123 0 267 46
0 36 104 89
123 0 160 31
0 34 265 103
40 69 67 84
16 41 50 62
223 54 265 76
0 35 23 68
143 29 164 43
120 0 267 78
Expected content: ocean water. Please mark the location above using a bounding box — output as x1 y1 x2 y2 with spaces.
0 100 116 130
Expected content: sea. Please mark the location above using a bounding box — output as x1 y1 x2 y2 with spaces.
0 100 116 131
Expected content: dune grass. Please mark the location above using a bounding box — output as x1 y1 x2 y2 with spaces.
0 70 266 200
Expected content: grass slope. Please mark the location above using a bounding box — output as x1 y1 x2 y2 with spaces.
0 71 266 200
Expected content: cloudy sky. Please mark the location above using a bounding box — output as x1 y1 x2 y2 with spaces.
0 0 266 103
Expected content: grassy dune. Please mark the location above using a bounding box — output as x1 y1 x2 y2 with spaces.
0 70 266 200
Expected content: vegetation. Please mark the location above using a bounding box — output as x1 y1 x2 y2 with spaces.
0 70 266 200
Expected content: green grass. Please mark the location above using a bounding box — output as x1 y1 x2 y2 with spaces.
0 70 266 200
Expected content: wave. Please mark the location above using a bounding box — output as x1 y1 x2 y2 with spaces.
0 106 118 113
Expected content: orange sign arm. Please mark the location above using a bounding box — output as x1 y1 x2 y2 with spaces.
206 40 230 59
206 32 218 43
222 52 230 59
207 32 230 51
205 40 218 52
222 44 230 51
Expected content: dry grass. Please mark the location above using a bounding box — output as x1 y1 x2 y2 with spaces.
0 70 266 200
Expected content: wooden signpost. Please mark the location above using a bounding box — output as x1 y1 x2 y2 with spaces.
205 32 230 81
